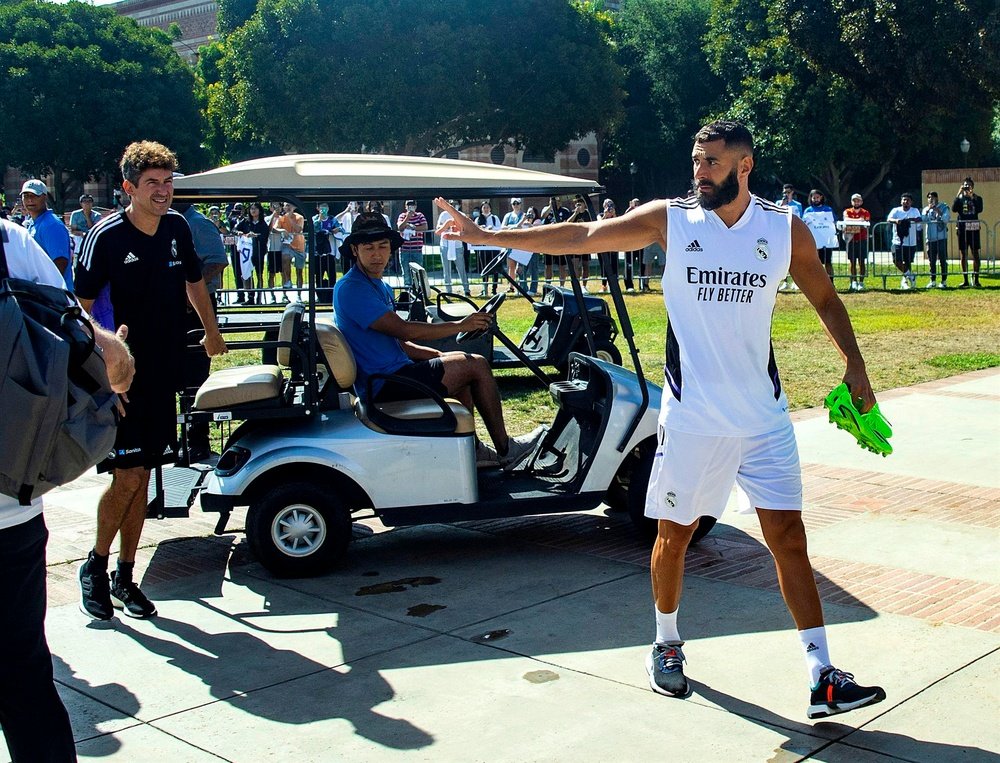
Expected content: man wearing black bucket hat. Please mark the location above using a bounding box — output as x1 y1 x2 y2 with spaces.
333 213 545 470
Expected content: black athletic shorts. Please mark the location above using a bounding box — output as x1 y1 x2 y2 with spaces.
373 358 447 402
958 225 981 252
846 239 868 262
817 247 833 265
97 378 177 472
893 245 916 269
266 249 282 274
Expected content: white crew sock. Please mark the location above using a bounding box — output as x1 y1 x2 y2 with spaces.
655 606 681 645
799 626 831 686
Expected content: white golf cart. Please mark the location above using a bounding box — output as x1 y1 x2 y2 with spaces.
173 154 715 576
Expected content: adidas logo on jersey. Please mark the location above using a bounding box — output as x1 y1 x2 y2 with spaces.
123 252 139 264
684 239 703 252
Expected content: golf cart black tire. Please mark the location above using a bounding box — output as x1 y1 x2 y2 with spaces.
626 445 716 545
247 482 352 577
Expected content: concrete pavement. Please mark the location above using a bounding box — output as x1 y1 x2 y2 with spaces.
20 368 1000 762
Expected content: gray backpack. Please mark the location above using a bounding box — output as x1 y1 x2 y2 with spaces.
0 227 118 505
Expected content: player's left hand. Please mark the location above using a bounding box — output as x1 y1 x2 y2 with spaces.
843 367 876 413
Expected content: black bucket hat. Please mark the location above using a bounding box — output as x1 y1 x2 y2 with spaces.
339 212 403 258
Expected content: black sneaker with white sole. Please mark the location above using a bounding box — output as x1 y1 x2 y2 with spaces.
645 643 691 698
78 555 113 621
807 666 886 719
110 571 158 619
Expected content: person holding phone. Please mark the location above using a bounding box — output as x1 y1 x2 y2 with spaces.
567 195 593 289
952 178 984 288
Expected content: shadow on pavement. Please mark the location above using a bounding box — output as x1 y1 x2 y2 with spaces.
95 512 884 754
52 654 139 755
113 615 434 751
690 679 1000 763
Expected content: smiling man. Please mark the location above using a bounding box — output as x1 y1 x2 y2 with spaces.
74 141 227 622
434 120 885 719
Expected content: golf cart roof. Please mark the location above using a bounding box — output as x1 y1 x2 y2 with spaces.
173 153 603 203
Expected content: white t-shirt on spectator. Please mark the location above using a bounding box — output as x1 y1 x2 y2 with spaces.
437 211 463 261
0 220 67 530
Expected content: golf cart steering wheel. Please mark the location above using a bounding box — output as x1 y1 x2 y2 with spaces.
456 291 506 343
481 250 508 277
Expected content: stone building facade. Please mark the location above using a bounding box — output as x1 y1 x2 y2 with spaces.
115 0 218 63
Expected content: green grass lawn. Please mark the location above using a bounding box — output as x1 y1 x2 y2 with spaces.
207 282 1000 436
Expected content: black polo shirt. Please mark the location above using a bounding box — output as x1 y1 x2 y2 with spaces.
75 209 203 390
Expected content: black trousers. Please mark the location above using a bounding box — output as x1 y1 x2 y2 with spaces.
0 515 76 762
315 253 337 304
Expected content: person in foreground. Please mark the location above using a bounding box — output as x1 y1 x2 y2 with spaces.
1 218 135 762
332 213 545 470
434 120 886 719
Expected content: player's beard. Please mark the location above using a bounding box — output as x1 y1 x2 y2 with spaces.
694 168 739 210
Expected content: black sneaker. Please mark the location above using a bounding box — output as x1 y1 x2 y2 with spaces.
110 571 158 619
79 556 113 621
808 666 886 719
645 643 691 698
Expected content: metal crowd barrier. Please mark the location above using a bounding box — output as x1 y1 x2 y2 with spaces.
216 221 996 296
863 219 996 289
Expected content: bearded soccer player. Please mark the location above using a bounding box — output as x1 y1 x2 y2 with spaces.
433 121 885 719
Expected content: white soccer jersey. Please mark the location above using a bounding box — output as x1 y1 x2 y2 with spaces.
661 195 792 436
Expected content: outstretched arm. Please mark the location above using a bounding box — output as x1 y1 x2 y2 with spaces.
789 216 874 410
434 197 667 255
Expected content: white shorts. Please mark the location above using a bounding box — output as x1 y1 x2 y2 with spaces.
644 423 803 525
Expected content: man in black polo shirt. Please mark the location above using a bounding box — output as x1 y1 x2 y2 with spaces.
74 141 228 621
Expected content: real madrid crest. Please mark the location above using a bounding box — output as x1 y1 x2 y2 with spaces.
755 238 769 261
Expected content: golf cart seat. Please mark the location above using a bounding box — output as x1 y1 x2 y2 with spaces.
312 319 474 436
193 302 304 411
408 262 478 321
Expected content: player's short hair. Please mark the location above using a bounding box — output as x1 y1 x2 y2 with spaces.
694 120 754 155
120 141 178 186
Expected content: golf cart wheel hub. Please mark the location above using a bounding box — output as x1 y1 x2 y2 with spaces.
272 505 327 557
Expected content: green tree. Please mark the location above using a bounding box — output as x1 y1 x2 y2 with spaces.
208 0 623 158
605 0 722 199
704 0 997 210
0 0 207 212
775 0 999 170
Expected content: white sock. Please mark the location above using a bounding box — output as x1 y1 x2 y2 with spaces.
655 606 681 645
799 626 831 686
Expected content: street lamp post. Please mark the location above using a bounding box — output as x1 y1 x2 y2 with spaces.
960 138 970 169
629 161 637 200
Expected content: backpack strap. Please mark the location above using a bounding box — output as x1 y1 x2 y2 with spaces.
0 222 9 281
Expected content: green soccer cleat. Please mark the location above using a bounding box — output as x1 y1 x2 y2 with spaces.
824 383 893 457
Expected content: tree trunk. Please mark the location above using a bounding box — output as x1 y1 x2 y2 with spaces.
49 165 65 216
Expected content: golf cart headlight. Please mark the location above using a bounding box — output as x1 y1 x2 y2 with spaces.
215 446 250 477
